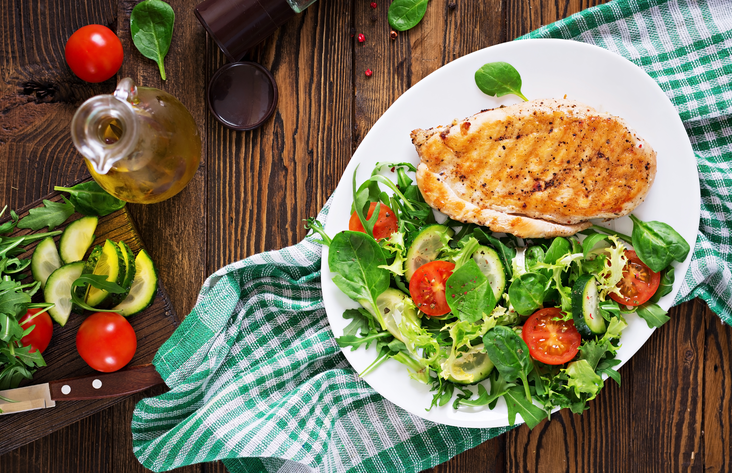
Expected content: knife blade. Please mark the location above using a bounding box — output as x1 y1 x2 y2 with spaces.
0 364 165 415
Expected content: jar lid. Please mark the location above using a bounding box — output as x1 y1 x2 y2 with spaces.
207 62 278 131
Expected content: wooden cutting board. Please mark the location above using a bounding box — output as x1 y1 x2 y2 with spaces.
0 192 179 455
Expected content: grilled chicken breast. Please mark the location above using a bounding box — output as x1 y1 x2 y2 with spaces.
412 99 657 238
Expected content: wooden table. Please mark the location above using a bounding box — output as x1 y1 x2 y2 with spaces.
1 0 731 471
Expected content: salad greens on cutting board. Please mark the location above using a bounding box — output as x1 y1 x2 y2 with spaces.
308 163 689 428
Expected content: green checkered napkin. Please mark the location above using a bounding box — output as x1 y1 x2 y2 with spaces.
131 1 732 471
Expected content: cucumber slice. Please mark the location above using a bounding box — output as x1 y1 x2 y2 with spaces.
444 343 494 385
405 225 454 281
111 249 158 317
59 216 98 263
44 261 85 326
111 241 136 305
31 237 62 288
472 245 506 300
77 240 126 308
571 274 606 337
360 288 420 342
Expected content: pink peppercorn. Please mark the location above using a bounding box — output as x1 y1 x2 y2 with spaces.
358 33 366 43
370 2 377 7
365 69 373 77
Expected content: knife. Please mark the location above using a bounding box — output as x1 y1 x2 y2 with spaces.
0 364 165 415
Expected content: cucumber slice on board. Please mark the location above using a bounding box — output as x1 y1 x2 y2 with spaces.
77 240 126 308
31 236 62 288
472 245 506 300
405 225 454 281
111 249 158 317
572 274 606 337
444 343 494 385
111 241 136 305
44 261 85 326
59 216 98 263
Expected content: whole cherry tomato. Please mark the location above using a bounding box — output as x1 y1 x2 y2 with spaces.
348 202 399 240
19 308 53 354
65 25 123 83
76 312 137 372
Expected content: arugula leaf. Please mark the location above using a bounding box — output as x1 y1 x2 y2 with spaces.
16 198 74 231
445 259 497 323
130 0 175 80
629 215 690 272
504 386 548 428
0 207 19 234
70 275 126 313
474 62 529 101
636 302 670 328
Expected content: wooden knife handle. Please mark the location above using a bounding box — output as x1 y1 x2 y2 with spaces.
49 364 166 401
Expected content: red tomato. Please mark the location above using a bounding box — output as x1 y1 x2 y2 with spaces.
522 308 581 365
65 25 123 83
349 202 398 240
76 312 137 372
609 250 661 306
409 260 455 316
19 308 53 354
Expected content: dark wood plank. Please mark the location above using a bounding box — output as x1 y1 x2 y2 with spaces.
704 301 732 472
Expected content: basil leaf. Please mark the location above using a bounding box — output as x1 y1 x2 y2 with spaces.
636 302 670 328
16 198 74 231
130 0 175 80
474 62 529 101
388 0 429 32
54 182 125 217
508 272 550 315
445 259 497 323
629 215 690 272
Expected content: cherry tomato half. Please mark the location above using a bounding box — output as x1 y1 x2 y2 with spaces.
409 260 455 316
65 25 123 83
19 308 53 354
76 312 137 372
349 202 399 240
609 250 661 306
522 308 581 365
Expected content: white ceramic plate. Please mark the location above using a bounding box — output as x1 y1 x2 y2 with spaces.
321 39 700 428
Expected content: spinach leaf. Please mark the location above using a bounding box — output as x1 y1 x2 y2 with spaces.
445 259 497 323
130 0 175 80
504 386 547 428
328 231 390 329
636 302 670 328
483 326 533 401
54 182 126 217
544 237 570 264
629 215 690 272
582 232 609 258
649 266 675 304
508 272 549 315
16 198 74 231
388 0 429 32
474 62 529 101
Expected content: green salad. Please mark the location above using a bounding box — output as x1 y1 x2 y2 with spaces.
307 162 689 428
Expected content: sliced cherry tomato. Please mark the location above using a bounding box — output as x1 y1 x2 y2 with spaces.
19 308 53 354
76 312 137 372
65 25 123 83
349 202 398 240
609 250 661 306
522 307 581 365
409 260 455 316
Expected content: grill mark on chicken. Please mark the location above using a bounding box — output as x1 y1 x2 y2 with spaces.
411 99 657 238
